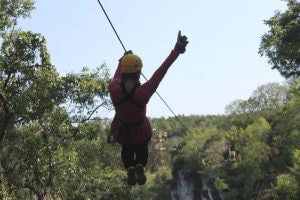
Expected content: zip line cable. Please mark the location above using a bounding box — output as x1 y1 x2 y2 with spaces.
96 0 200 144
96 0 127 52
95 0 180 120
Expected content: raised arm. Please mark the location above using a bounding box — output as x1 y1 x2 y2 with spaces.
112 61 121 80
139 31 189 100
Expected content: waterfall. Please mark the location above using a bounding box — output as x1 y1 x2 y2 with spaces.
171 171 194 200
200 178 214 200
171 171 224 200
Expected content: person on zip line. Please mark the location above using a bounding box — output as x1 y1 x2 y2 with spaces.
108 31 188 186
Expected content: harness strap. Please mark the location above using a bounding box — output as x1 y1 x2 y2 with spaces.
113 83 145 108
119 117 145 127
112 83 145 144
117 117 145 144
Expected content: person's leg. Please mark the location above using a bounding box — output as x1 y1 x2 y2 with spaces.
121 144 135 169
121 144 136 185
134 141 149 167
134 140 149 185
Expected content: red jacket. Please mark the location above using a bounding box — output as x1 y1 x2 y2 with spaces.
108 50 180 144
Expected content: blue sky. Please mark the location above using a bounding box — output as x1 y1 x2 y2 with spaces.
18 0 287 118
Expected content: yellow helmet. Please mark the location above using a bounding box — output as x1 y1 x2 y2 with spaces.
121 54 143 73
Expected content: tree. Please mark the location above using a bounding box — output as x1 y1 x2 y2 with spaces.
0 1 129 199
223 117 272 199
0 29 65 148
0 0 35 32
270 174 298 200
225 82 289 115
290 149 300 188
61 66 111 123
259 0 300 79
270 89 300 171
251 82 289 110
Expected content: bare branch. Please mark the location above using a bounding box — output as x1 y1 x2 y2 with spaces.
80 102 107 123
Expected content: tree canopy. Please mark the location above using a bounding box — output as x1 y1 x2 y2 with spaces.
0 0 300 199
259 0 300 79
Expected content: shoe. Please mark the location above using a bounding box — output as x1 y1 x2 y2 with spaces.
135 164 146 185
127 167 137 186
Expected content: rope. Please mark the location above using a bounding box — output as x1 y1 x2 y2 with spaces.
140 73 186 126
96 0 201 145
96 0 127 52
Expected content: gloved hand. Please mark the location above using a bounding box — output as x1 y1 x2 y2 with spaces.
174 31 188 54
119 50 133 62
124 50 133 55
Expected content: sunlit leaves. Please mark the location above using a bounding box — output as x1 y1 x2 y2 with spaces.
259 0 300 79
0 0 35 32
225 82 289 115
0 30 61 123
0 0 126 199
62 65 112 122
270 174 299 200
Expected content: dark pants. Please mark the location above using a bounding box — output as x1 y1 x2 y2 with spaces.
121 140 149 169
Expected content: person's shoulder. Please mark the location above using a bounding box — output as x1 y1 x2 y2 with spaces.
109 79 121 89
110 78 121 84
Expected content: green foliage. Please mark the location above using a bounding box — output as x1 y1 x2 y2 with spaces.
1 107 129 199
290 149 300 175
270 174 298 200
288 78 300 98
0 30 61 124
0 1 299 199
0 0 35 32
132 166 173 200
214 177 229 192
221 118 271 198
0 1 128 199
73 168 131 200
62 66 112 122
223 188 239 200
259 0 300 79
269 88 300 171
225 82 289 116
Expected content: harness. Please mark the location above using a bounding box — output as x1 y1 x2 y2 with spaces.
112 83 146 143
113 83 145 109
